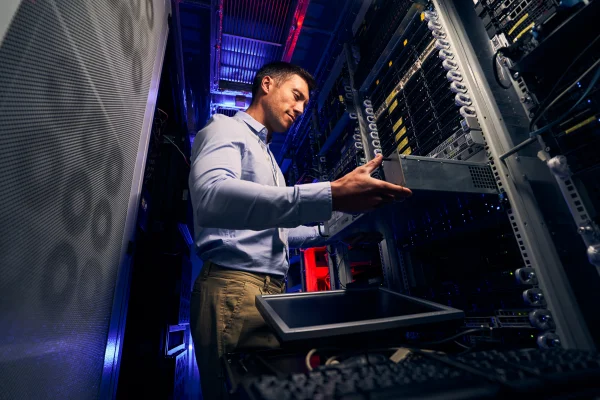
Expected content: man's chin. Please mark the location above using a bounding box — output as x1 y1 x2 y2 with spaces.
275 122 292 133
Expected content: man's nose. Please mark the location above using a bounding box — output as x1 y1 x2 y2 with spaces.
293 103 304 116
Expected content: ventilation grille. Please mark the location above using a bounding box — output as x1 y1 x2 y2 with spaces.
215 107 238 117
223 0 292 43
220 34 282 84
218 0 293 87
469 165 497 189
0 1 166 397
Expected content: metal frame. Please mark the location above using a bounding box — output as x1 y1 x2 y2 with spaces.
434 0 595 350
166 324 188 357
326 245 337 290
329 242 352 289
545 156 600 270
395 248 411 294
351 0 374 35
345 43 379 161
209 0 223 93
299 252 308 292
99 1 172 397
172 0 192 132
376 219 404 292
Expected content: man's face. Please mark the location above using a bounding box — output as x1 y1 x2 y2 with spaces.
263 74 309 133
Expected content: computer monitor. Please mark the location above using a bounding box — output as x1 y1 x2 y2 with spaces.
255 287 464 342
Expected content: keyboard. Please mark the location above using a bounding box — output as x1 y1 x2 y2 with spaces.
240 348 600 399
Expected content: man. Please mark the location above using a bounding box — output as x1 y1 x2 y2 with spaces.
188 62 412 399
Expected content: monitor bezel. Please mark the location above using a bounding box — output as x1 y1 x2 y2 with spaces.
255 287 465 342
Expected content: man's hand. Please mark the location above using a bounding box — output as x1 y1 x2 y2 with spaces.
330 154 412 213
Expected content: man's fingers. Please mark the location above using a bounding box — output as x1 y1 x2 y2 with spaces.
378 181 413 197
366 173 412 197
363 154 383 173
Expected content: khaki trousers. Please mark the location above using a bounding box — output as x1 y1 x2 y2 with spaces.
190 262 285 400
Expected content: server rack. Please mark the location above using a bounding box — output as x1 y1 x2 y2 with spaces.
318 0 598 351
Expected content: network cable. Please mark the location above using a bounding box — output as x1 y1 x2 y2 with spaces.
493 49 513 89
530 58 600 133
530 35 600 131
500 62 600 161
164 136 190 167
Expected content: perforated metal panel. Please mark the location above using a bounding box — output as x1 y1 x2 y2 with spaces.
0 0 167 398
468 165 497 190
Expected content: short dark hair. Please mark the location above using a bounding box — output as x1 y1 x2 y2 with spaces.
251 61 316 101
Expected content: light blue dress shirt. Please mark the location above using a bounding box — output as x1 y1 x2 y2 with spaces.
189 111 333 278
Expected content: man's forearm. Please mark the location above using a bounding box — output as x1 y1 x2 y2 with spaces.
192 177 332 230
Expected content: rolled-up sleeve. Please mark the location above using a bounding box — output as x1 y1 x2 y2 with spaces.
189 117 332 230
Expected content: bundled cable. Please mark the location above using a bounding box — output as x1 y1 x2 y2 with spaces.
493 48 513 89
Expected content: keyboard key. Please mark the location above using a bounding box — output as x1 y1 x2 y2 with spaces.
242 348 600 400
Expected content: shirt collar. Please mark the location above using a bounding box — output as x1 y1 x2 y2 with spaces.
235 111 268 144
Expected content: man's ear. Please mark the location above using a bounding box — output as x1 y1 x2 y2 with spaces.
261 76 273 95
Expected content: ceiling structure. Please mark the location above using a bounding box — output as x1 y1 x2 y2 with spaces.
214 0 306 89
177 0 361 158
208 0 309 110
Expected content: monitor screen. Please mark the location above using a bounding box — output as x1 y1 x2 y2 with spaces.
255 288 464 342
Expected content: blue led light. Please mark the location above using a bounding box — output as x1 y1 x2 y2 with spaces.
103 339 118 372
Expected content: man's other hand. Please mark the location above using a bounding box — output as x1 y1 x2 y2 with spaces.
330 154 412 213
